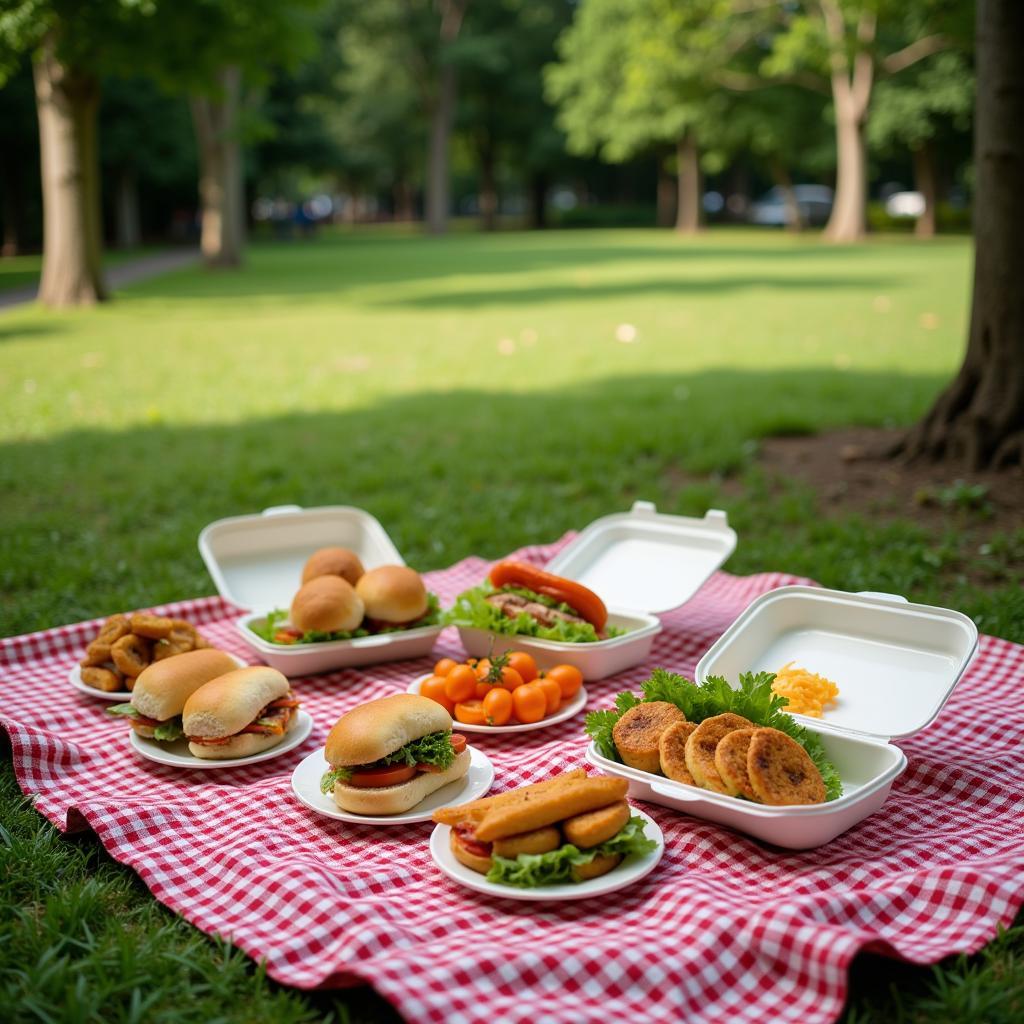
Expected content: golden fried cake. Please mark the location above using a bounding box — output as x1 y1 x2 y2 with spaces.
747 728 826 805
612 701 686 773
658 721 698 785
684 713 754 793
714 728 758 800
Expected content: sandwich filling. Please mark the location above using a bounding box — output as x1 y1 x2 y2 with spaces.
454 816 656 887
187 692 301 747
107 704 185 741
254 594 442 645
320 730 466 792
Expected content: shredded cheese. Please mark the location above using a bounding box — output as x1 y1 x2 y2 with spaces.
772 662 840 718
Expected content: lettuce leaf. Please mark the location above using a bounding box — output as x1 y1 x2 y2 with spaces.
444 582 625 644
153 718 185 742
486 816 657 888
106 703 140 718
584 669 843 801
320 730 456 793
320 765 352 793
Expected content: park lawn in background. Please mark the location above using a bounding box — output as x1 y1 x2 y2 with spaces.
1 228 1020 1023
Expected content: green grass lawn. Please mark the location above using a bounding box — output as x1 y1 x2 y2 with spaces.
1 227 1020 1022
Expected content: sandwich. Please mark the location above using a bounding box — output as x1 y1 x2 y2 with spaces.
320 694 470 814
435 772 657 887
182 666 300 759
290 575 365 634
301 546 365 586
355 565 435 630
107 648 238 741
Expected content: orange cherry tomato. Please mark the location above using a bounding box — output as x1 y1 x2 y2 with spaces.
454 699 487 726
506 651 538 683
420 675 455 713
546 664 584 700
494 666 524 692
512 683 546 724
444 664 478 703
473 681 489 699
434 658 458 677
482 688 513 726
473 658 491 681
537 677 562 716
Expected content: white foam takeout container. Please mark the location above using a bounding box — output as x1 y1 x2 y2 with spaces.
199 505 443 677
586 586 979 848
457 500 737 680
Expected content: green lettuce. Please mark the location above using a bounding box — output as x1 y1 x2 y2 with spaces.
585 669 843 802
252 593 441 646
444 582 625 644
486 816 657 888
106 704 184 743
319 730 456 793
106 703 140 718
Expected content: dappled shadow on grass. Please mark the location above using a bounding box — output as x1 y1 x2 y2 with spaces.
0 320 60 342
0 367 957 637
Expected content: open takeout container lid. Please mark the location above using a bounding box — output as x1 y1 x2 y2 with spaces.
198 505 405 611
694 585 979 741
545 500 737 614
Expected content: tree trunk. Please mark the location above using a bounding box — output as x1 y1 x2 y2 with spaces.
896 0 1024 468
656 157 675 228
824 95 868 241
190 66 244 268
114 167 141 250
1 152 23 257
528 172 548 229
393 180 416 222
32 31 106 306
769 156 804 232
675 132 702 234
912 142 937 239
478 140 497 232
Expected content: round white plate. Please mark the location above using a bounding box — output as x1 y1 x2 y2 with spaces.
291 745 495 825
128 709 313 769
430 807 664 902
405 675 588 733
71 652 246 701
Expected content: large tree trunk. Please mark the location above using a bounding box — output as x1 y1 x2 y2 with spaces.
1 152 23 257
393 180 416 222
32 31 106 306
656 156 675 228
478 139 497 232
675 132 702 234
114 167 142 250
769 156 804 232
912 142 937 239
896 0 1024 469
528 172 548 229
190 66 244 268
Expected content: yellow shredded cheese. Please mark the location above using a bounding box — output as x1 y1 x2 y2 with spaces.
772 662 840 718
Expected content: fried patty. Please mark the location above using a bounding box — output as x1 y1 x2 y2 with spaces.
562 800 630 849
658 721 699 785
492 825 561 858
747 728 826 805
684 713 754 793
713 728 757 800
613 701 686 774
572 852 622 882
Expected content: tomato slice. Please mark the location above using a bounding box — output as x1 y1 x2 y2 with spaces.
454 824 492 859
450 733 467 754
347 764 417 788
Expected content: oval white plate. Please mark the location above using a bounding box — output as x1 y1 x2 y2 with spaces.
71 652 246 702
128 709 313 769
291 744 495 825
405 675 588 734
431 806 663 902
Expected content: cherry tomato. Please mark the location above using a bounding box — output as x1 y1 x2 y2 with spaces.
433 658 458 677
482 688 513 726
512 683 546 724
348 764 416 788
494 666 524 692
444 664 478 703
454 699 487 726
537 677 562 716
420 676 455 714
506 651 538 683
474 681 492 699
473 658 492 681
546 664 583 700
450 733 467 754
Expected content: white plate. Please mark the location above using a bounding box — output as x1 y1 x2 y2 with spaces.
430 807 664 901
290 744 495 825
128 709 313 769
70 652 246 702
405 675 588 734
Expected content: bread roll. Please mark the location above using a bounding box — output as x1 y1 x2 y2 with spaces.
131 648 238 722
355 565 428 624
325 694 452 767
188 713 297 760
331 748 471 815
290 575 364 633
183 666 289 738
301 547 365 586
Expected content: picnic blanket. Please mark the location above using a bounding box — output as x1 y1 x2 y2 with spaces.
3 535 1023 1024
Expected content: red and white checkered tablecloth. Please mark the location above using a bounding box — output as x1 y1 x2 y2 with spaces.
2 535 1022 1024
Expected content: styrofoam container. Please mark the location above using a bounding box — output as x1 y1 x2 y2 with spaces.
199 505 443 677
457 501 737 680
587 585 978 848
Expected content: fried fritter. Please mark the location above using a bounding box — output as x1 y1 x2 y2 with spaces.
659 721 698 785
684 713 754 794
433 770 587 826
492 826 561 858
129 613 174 639
572 853 622 882
563 800 630 849
747 728 826 805
81 666 122 692
612 701 686 774
714 728 758 800
110 633 152 677
81 640 112 667
96 614 131 647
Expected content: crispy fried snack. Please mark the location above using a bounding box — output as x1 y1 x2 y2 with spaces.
747 728 826 805
474 776 628 842
123 675 137 692
80 640 112 667
153 637 190 661
562 799 630 849
129 613 174 639
612 701 686 774
659 721 698 785
110 633 152 677
81 666 123 692
684 713 754 794
492 826 561 858
714 728 758 800
96 614 131 647
432 769 587 826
